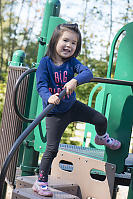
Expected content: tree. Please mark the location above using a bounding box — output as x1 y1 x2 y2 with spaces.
0 0 44 74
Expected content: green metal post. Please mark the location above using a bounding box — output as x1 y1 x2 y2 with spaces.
21 0 61 176
37 0 61 62
9 50 25 66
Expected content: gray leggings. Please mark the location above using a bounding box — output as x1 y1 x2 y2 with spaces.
38 100 107 182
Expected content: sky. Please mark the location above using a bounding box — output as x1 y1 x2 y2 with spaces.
15 0 133 59
60 0 83 21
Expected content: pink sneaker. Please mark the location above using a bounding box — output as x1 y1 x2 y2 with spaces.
32 180 53 197
95 134 121 150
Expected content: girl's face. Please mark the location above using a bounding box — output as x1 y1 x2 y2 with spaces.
55 30 78 62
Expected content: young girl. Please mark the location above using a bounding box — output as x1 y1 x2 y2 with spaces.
32 23 121 197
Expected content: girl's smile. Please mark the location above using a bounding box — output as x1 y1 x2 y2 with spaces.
55 30 78 65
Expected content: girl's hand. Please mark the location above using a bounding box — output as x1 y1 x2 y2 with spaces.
64 79 78 95
48 93 60 105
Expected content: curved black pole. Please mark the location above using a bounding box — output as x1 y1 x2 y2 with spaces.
13 67 37 123
0 88 66 199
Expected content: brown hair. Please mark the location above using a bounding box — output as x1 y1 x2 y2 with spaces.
46 23 81 61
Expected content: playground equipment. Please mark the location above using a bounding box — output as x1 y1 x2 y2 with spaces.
0 0 133 198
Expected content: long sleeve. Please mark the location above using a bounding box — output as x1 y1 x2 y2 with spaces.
36 58 52 106
73 58 93 85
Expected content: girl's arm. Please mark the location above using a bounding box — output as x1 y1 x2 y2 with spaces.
36 58 52 106
73 58 93 85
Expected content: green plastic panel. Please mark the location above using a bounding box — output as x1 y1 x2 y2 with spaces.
83 83 105 149
34 98 47 153
84 22 133 174
103 22 133 173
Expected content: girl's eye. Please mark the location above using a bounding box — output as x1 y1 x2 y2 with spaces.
72 42 76 45
63 39 68 42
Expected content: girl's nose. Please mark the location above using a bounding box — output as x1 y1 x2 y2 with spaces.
66 42 71 47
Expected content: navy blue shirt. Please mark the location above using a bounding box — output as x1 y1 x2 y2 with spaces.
36 56 93 114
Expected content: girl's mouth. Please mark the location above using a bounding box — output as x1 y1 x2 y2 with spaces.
63 48 71 53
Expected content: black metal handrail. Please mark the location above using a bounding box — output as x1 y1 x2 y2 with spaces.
13 67 37 123
0 88 66 199
90 77 133 86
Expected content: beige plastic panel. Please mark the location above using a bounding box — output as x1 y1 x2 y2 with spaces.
51 150 116 199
